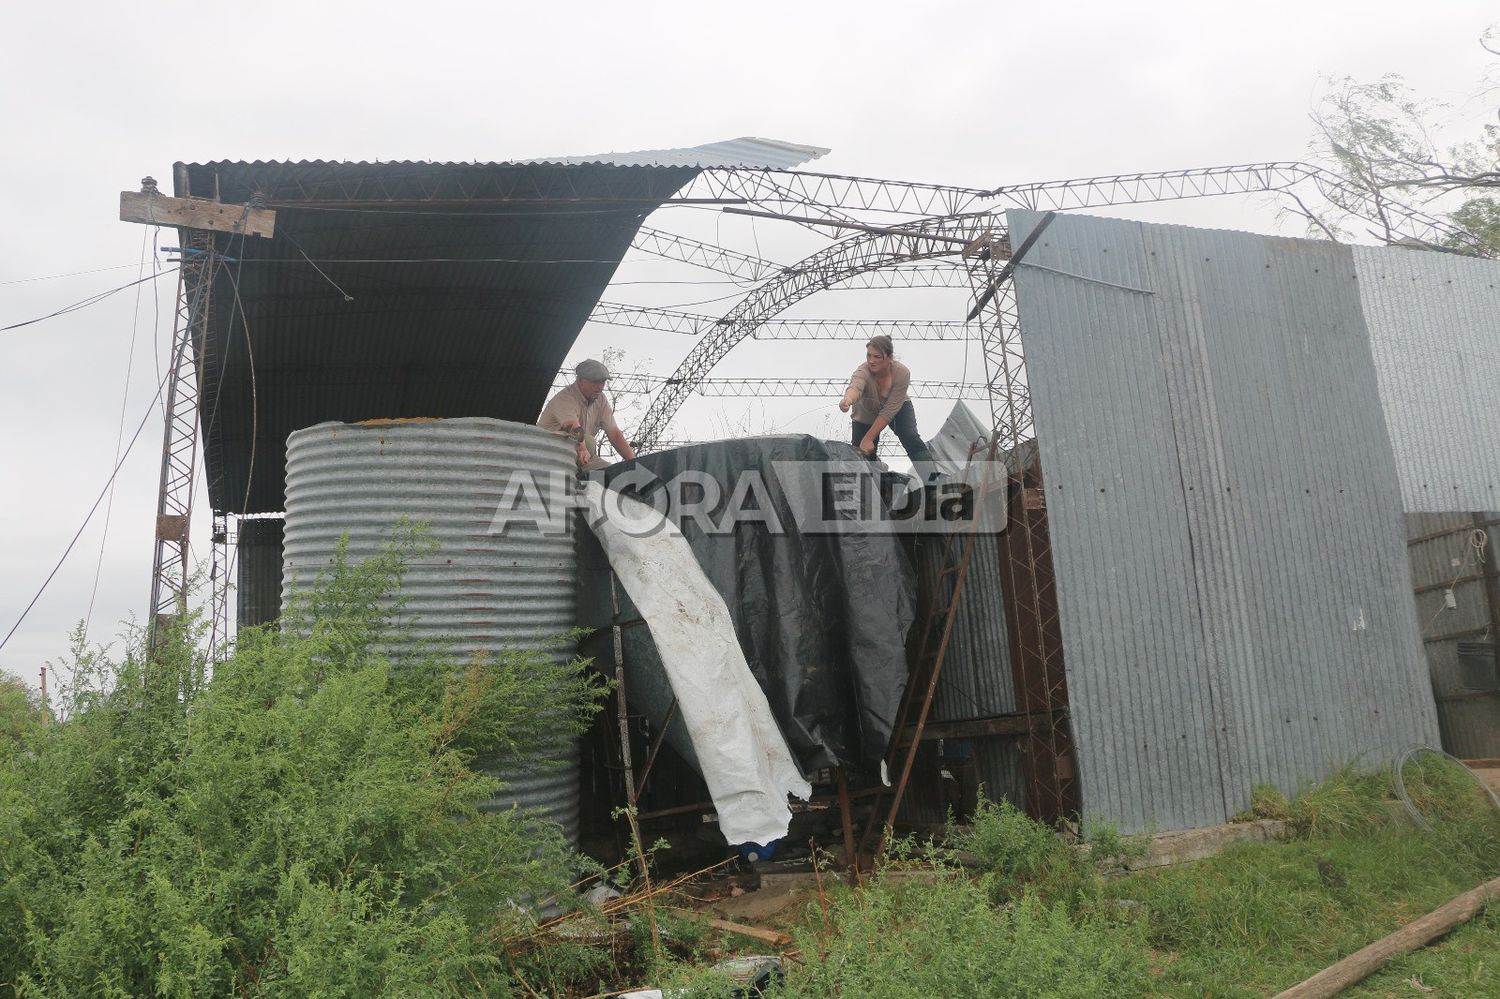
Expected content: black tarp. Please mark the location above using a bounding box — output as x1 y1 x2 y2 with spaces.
593 435 916 773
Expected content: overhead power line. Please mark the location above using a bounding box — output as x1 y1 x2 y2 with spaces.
0 270 179 334
0 374 166 655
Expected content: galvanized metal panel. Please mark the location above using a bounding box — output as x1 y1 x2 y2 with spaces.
1353 246 1500 513
236 516 284 629
282 417 583 844
526 137 830 170
1010 210 1441 834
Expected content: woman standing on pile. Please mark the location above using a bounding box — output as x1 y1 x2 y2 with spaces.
838 335 931 465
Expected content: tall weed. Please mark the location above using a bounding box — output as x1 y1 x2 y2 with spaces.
0 527 607 996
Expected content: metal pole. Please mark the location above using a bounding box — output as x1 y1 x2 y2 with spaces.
610 572 637 810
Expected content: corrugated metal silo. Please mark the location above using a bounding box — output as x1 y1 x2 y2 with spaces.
281 417 583 844
236 517 285 630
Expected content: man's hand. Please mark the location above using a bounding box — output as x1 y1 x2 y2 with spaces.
838 397 851 413
575 442 591 467
858 435 876 458
560 420 583 441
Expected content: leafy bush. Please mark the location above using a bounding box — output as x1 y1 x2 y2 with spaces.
951 795 1060 883
950 795 1146 907
0 529 606 997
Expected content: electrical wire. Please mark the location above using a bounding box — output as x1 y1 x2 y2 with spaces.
0 373 167 655
0 262 144 285
151 233 167 420
1421 528 1489 637
270 203 686 217
1392 745 1500 828
221 260 258 518
84 229 153 639
0 270 179 333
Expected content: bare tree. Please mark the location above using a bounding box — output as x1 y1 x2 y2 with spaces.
1304 26 1499 255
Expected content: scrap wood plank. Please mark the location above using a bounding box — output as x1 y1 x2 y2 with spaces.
707 918 791 947
120 191 275 237
668 908 791 947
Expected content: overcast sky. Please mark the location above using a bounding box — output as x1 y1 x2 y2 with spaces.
1 1 1495 684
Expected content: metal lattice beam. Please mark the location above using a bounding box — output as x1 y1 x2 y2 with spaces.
630 226 782 281
690 168 991 219
632 212 1008 450
634 161 1484 448
590 300 976 341
553 373 992 399
147 236 215 653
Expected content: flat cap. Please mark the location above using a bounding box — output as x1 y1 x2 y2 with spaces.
575 358 610 382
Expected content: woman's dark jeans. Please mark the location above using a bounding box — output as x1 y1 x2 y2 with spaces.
851 400 932 465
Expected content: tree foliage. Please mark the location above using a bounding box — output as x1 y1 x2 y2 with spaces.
0 529 606 997
1309 26 1500 254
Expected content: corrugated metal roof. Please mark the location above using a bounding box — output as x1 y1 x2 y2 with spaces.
1010 209 1441 834
524 136 830 170
1352 246 1500 513
174 158 704 513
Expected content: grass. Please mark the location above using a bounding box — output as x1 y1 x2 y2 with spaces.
511 761 1500 997
1102 760 1500 997
1349 909 1500 997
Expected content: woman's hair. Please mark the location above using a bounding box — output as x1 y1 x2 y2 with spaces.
866 334 895 357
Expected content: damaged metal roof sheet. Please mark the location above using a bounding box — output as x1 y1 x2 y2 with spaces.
173 138 825 514
523 136 830 170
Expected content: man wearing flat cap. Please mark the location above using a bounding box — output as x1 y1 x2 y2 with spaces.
538 358 637 471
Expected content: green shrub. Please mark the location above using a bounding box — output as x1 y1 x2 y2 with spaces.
784 870 1152 998
0 528 607 996
951 795 1061 883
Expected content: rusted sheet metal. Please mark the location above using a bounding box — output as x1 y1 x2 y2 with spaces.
1405 511 1500 758
998 455 1080 824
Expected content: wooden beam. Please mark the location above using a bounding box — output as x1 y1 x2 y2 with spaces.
120 191 275 238
1272 874 1500 999
897 710 1057 746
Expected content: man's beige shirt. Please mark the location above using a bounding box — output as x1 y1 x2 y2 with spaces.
537 383 620 458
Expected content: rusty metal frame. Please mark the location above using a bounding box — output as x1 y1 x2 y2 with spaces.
146 232 215 655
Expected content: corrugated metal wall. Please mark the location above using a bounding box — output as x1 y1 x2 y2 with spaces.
1405 512 1500 758
1010 209 1441 833
1353 247 1500 513
236 517 284 630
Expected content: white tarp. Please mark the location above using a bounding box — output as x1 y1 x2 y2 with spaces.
582 481 811 845
924 401 991 476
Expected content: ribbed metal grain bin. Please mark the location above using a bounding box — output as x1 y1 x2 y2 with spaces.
282 418 582 844
237 517 285 630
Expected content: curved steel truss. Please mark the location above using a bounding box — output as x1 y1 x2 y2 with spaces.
632 160 1482 449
